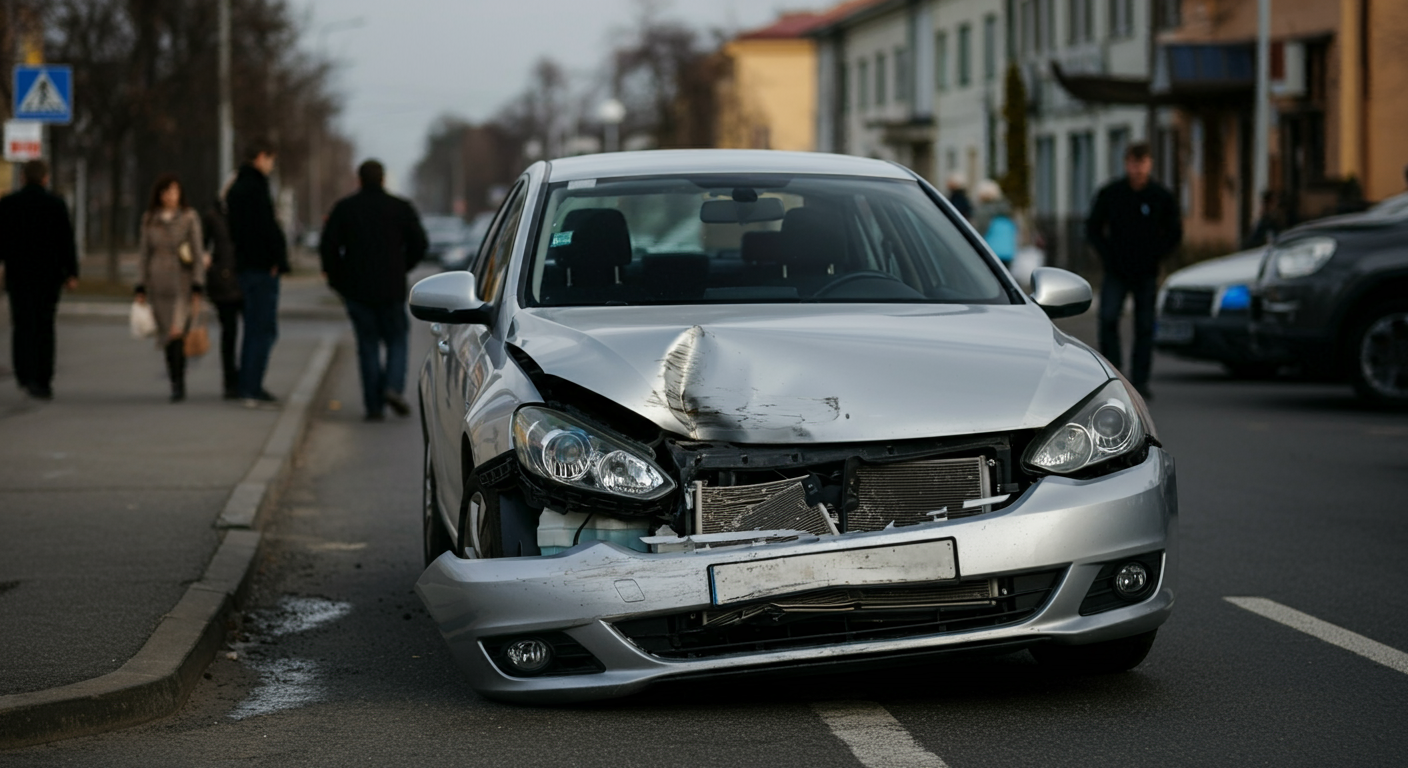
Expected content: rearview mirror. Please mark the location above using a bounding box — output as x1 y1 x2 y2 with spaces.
700 197 786 224
408 271 493 325
1029 267 1092 319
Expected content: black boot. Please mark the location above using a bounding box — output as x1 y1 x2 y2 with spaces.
166 339 187 402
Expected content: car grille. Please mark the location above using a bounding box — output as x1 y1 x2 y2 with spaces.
1162 288 1215 317
614 568 1064 660
851 456 991 529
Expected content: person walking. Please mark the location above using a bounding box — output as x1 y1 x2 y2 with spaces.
203 183 242 399
135 175 206 402
945 172 973 220
1085 142 1183 399
0 160 79 400
319 159 429 421
225 138 289 408
971 179 1017 265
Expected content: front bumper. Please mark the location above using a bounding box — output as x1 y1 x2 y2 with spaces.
1156 314 1260 365
417 447 1178 702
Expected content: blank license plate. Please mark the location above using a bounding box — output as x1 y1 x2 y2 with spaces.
709 540 957 606
1155 319 1194 343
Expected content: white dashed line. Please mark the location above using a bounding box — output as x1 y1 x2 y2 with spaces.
1226 596 1408 675
812 701 949 768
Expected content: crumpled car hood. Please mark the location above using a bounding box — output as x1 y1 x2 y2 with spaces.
508 303 1110 444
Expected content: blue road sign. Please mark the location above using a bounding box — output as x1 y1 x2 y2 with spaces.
14 65 73 124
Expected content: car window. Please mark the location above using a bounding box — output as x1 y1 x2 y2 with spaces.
523 174 1009 307
475 182 528 305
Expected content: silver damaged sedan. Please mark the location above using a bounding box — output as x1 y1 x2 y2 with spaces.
411 150 1176 702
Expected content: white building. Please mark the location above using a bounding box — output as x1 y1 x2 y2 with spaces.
813 0 1159 270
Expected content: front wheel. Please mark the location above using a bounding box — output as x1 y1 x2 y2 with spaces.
1349 300 1408 408
1031 630 1157 674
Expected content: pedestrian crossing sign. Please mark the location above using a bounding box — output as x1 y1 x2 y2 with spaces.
14 65 73 124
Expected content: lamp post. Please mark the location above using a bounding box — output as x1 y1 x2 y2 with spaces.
219 0 233 183
1253 0 1271 206
598 98 626 153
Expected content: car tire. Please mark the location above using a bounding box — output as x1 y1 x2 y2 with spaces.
1031 630 1157 674
1348 299 1408 408
456 472 502 559
422 439 454 567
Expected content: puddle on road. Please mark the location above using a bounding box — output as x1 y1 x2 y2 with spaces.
228 595 352 720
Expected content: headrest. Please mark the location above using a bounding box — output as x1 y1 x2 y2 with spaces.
556 209 632 272
780 207 846 268
740 231 783 263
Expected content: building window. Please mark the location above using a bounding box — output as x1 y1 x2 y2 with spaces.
1107 126 1130 181
1068 0 1093 45
1021 0 1035 55
1006 0 1018 63
1154 0 1181 31
895 47 910 102
1043 0 1056 51
1109 0 1133 38
984 15 999 81
857 59 869 111
876 52 888 106
1035 136 1056 215
935 31 949 91
1070 131 1095 215
958 24 972 87
839 61 850 116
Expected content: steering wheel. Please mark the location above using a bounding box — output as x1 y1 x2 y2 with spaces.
810 269 908 298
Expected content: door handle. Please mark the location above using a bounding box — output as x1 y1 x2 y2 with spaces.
437 339 451 356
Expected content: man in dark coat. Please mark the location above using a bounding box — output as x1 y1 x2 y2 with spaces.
225 139 289 406
203 189 242 399
319 159 428 421
0 160 79 399
1085 142 1183 398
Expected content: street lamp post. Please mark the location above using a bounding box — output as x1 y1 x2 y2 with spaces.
1253 0 1271 206
218 0 233 184
598 98 626 153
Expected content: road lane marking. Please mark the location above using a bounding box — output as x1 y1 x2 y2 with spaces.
812 701 949 768
1225 597 1408 675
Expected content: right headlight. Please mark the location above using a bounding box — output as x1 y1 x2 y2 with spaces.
1024 380 1149 475
1271 236 1336 279
512 406 675 500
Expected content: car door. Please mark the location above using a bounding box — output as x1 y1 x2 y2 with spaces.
435 180 530 529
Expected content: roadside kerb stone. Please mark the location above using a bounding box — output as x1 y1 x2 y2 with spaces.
0 332 341 750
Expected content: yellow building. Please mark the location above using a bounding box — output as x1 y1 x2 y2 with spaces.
715 14 825 152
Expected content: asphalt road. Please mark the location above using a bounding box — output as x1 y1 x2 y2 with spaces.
8 322 1408 767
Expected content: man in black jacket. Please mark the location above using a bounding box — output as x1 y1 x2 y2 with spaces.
0 160 79 400
320 160 429 420
225 138 289 406
1085 142 1183 398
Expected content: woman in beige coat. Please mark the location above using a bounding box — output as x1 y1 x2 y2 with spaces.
135 174 206 401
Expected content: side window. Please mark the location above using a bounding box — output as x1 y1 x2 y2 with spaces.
475 183 529 305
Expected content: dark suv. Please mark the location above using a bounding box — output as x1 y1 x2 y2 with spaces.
1251 193 1408 406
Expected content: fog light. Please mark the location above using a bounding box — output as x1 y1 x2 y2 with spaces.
504 638 553 675
1113 562 1150 598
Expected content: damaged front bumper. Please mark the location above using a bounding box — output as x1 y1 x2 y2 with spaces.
416 447 1177 703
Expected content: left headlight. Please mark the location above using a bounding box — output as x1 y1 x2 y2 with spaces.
1024 380 1149 475
512 406 675 500
1271 236 1336 279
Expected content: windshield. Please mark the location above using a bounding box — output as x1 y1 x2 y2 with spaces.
523 174 1010 306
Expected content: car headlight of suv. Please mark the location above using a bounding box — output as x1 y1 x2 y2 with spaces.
1272 237 1336 279
512 406 675 500
1024 380 1149 475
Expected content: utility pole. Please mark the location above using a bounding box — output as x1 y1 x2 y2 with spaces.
1252 0 1271 205
218 0 233 184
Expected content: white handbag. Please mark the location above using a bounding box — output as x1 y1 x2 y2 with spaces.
129 300 157 339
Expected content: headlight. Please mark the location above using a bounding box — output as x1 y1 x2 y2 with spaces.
1272 237 1336 279
512 406 675 499
1024 380 1148 475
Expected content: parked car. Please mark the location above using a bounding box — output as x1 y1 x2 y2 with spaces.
1251 192 1408 406
411 150 1176 703
439 211 495 271
1155 248 1279 377
423 214 470 265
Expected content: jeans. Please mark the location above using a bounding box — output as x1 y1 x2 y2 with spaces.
343 297 409 417
237 271 279 399
215 299 242 393
7 285 60 391
1098 271 1158 389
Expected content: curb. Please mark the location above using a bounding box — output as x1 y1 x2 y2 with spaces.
0 332 341 750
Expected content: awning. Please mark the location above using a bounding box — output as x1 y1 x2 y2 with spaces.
1052 42 1255 108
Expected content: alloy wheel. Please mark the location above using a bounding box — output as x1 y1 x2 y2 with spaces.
1360 312 1408 400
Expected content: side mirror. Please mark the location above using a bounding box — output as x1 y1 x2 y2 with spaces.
1029 267 1092 319
408 272 493 325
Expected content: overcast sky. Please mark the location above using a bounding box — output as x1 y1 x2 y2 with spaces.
295 0 830 192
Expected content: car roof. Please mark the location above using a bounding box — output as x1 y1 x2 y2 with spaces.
544 149 916 183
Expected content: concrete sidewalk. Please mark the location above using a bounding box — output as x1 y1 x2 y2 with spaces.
0 281 344 745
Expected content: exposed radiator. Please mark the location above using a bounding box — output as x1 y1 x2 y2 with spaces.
697 477 836 536
850 456 990 531
702 580 997 627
